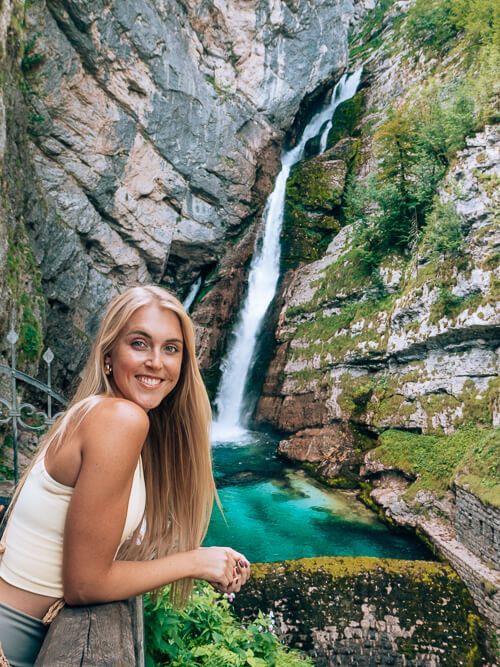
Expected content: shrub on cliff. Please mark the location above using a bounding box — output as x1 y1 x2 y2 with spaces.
346 79 475 269
406 0 499 54
144 583 313 666
373 426 500 506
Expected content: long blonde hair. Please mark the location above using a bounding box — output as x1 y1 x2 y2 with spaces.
5 286 216 606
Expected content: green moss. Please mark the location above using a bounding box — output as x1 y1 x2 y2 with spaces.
372 426 500 506
312 245 379 304
326 91 365 149
302 462 360 489
237 555 492 662
429 288 483 323
282 157 346 267
337 373 375 416
290 295 393 366
287 159 345 211
288 367 325 391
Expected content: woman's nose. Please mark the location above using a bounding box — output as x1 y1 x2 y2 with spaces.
145 348 162 368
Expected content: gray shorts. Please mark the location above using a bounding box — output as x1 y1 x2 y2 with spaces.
0 601 47 667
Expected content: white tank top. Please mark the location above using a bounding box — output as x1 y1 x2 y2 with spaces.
0 454 146 598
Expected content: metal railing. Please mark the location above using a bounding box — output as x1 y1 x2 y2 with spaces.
0 327 67 485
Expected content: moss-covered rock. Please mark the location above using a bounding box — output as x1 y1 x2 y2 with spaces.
326 90 365 150
369 427 500 507
234 557 491 665
281 155 348 268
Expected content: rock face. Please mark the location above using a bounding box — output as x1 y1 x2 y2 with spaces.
234 557 493 665
15 0 358 386
357 462 500 635
0 0 45 369
258 125 500 433
256 6 500 438
278 424 357 478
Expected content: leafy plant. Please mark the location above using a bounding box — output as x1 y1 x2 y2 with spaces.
421 201 464 258
345 80 475 273
144 583 313 667
406 0 459 53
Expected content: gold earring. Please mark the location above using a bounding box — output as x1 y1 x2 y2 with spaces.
104 361 112 375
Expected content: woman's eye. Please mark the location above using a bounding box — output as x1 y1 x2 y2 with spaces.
165 345 178 353
131 340 147 349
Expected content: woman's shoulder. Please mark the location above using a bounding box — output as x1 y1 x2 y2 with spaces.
76 396 150 454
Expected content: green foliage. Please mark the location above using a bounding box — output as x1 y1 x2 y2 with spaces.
21 34 45 72
373 426 500 505
421 202 464 258
405 0 499 54
6 226 45 365
349 0 396 59
451 0 500 51
345 80 475 272
406 0 459 52
18 303 43 363
435 288 467 318
144 583 313 667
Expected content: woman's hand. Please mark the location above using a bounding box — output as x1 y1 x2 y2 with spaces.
191 546 251 593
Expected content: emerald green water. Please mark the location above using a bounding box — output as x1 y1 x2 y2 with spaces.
204 432 431 563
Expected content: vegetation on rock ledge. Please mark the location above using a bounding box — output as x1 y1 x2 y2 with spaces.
144 582 312 666
373 427 500 506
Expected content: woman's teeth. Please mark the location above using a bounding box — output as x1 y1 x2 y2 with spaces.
137 376 162 386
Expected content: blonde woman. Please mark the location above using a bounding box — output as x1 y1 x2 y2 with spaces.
0 285 250 666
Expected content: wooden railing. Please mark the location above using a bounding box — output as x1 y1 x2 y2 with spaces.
34 596 145 666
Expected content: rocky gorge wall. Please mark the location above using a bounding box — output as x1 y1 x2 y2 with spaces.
253 0 499 645
0 0 45 373
256 26 499 440
1 0 368 389
234 557 492 666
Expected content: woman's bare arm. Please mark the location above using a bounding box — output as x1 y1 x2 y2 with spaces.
62 397 248 605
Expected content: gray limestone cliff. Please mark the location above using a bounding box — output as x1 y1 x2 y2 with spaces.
7 0 360 387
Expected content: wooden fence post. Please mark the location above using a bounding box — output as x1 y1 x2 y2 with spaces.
34 597 144 666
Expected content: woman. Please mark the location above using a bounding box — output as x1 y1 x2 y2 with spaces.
0 285 250 666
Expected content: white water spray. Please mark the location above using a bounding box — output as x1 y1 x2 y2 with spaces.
212 68 363 442
183 276 202 312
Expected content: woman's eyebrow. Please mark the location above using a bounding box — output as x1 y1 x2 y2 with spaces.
126 330 183 344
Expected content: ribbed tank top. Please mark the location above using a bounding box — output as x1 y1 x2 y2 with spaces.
0 454 146 598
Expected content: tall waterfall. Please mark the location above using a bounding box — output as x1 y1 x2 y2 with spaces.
183 276 202 312
212 68 363 442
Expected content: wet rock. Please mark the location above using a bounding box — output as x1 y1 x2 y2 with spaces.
278 424 357 478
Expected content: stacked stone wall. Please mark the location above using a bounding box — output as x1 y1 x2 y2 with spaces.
234 557 493 666
455 485 499 569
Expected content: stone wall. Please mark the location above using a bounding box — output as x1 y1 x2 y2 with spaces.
234 557 493 666
455 484 500 569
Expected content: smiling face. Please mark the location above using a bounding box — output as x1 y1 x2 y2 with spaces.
105 303 184 412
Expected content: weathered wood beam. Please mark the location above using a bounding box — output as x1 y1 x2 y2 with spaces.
35 597 144 666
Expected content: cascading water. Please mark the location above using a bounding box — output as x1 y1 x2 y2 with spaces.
212 68 363 442
183 276 202 312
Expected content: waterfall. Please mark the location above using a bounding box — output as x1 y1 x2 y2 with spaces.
183 276 202 312
212 68 363 442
